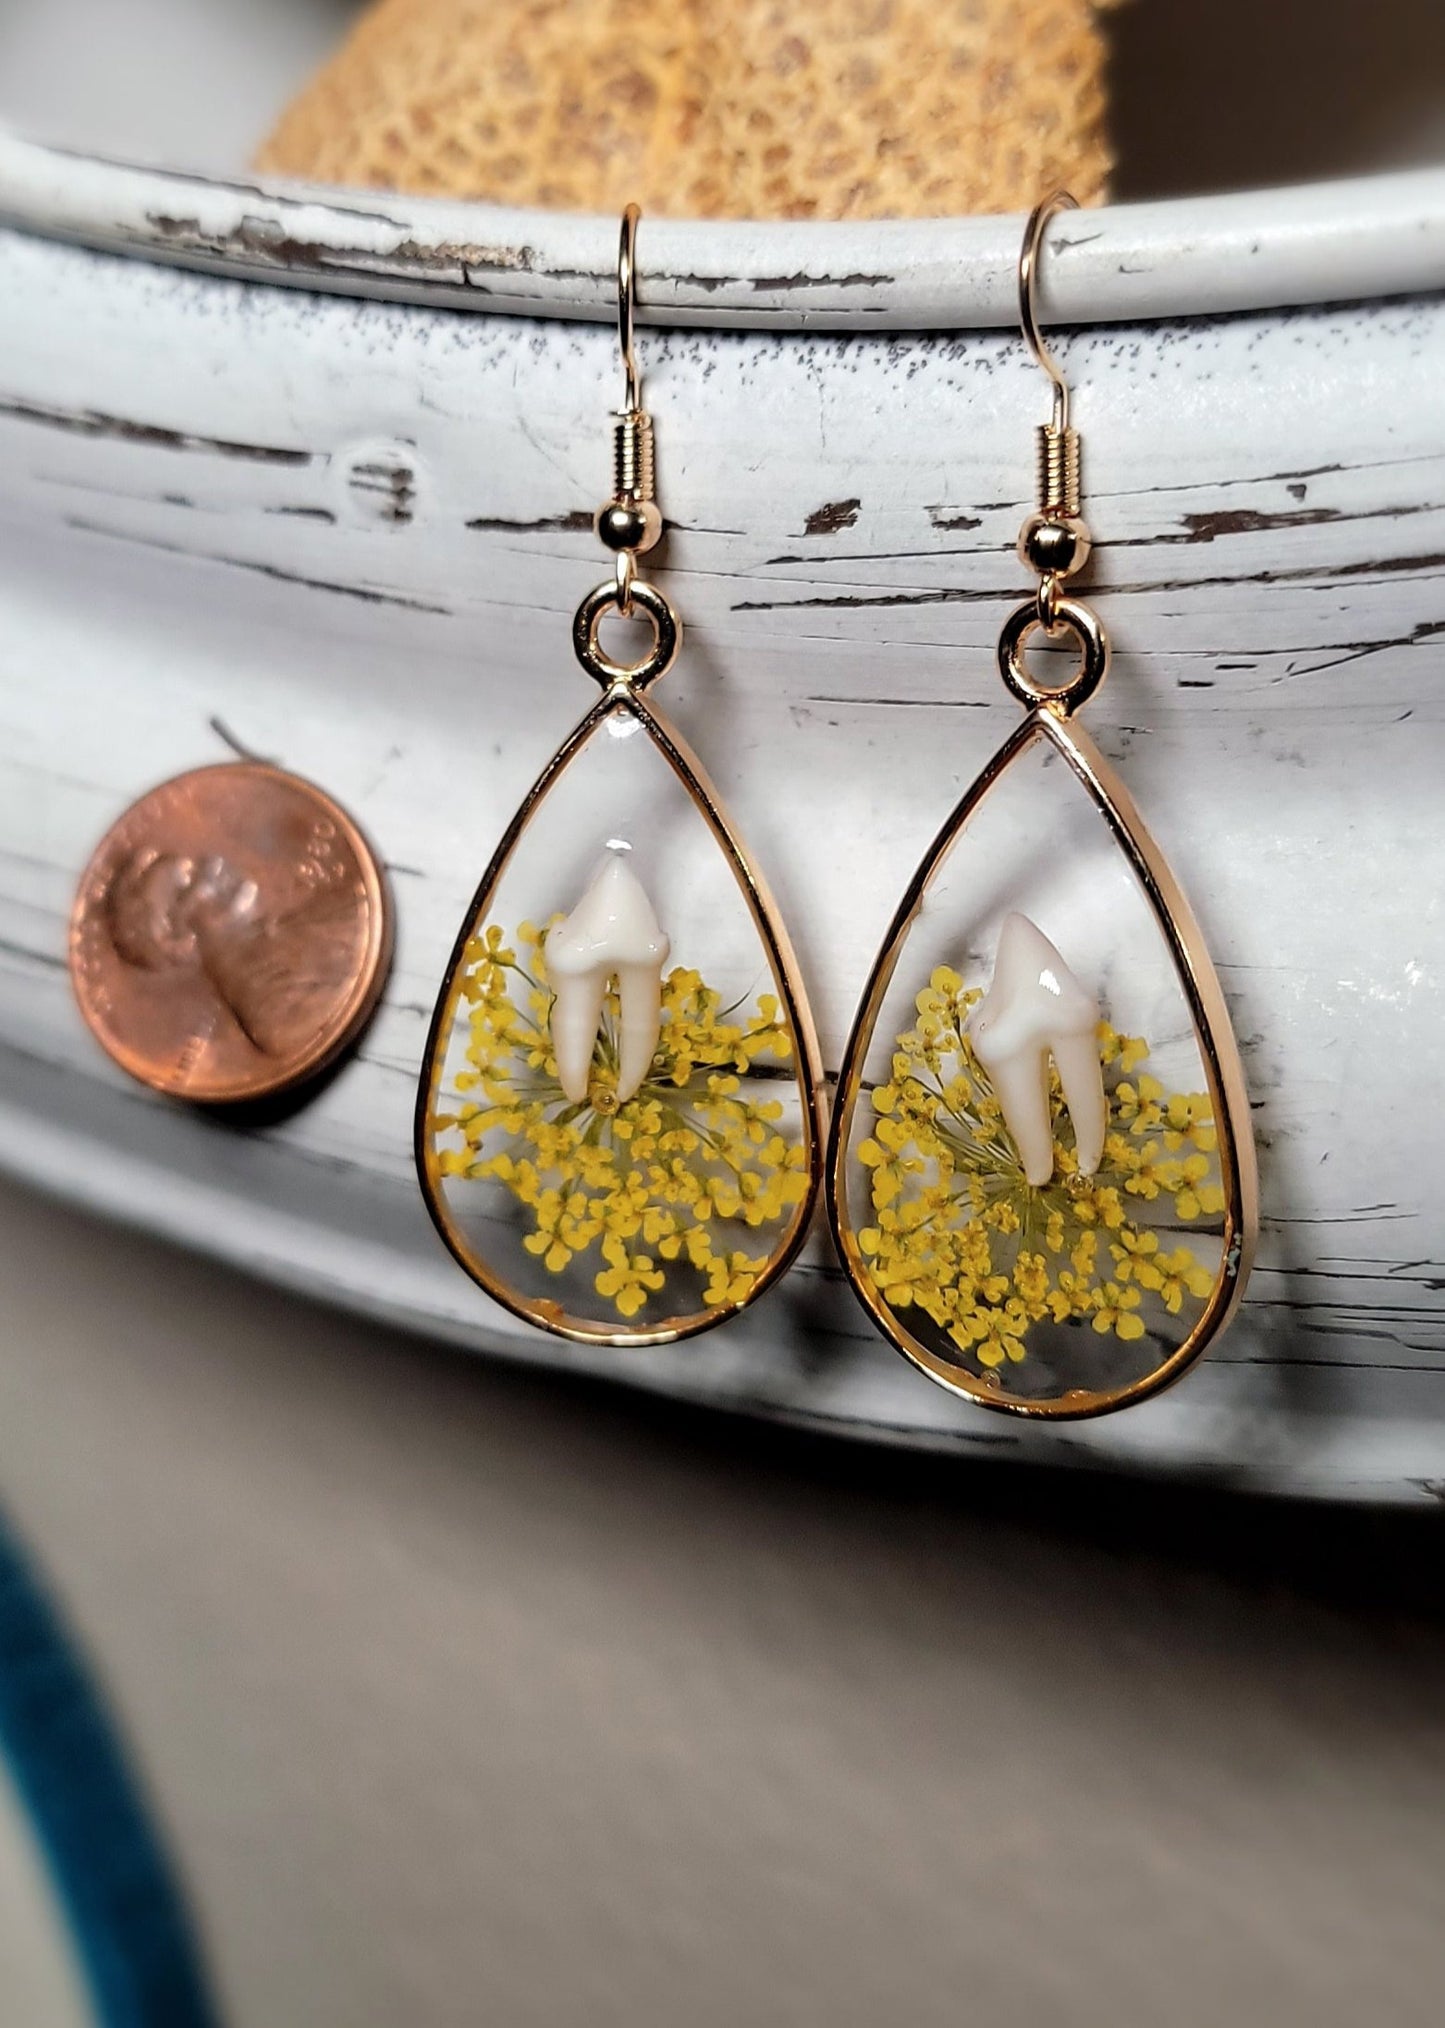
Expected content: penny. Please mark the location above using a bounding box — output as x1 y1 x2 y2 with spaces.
69 762 392 1104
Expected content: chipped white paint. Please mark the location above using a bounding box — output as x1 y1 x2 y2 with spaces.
2 132 1445 330
0 136 1443 1499
972 914 1106 1187
545 847 670 1105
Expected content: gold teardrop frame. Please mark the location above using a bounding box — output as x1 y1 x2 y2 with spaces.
416 677 826 1348
826 704 1258 1420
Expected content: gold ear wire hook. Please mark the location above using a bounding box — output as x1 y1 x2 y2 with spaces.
1018 189 1077 435
617 201 642 413
1012 188 1096 659
1016 190 1085 534
593 204 663 622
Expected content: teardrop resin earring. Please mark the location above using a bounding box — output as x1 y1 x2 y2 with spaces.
417 207 824 1346
827 194 1258 1419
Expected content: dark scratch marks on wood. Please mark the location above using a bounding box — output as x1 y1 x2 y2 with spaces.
347 456 415 525
31 473 206 513
734 588 965 614
1113 499 1438 553
0 394 311 466
1180 505 1344 543
466 509 593 534
208 716 272 762
666 270 731 293
1103 462 1348 509
536 265 617 288
1302 1319 1445 1358
804 694 990 710
64 516 452 615
743 550 1445 616
1106 552 1445 600
1225 1345 1444 1369
927 508 984 532
763 546 989 568
225 556 449 614
1265 1263 1443 1303
1269 1204 1411 1225
1269 615 1445 682
0 843 63 872
352 1051 418 1081
148 214 326 272
750 270 893 291
265 505 337 523
0 935 64 973
468 508 732 538
803 498 862 537
145 213 540 289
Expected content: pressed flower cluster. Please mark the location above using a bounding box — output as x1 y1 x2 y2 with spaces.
432 922 808 1320
857 967 1223 1372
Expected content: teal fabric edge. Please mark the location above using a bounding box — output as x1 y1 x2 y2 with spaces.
0 1508 219 2028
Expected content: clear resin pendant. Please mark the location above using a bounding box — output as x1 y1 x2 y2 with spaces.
417 602 823 1347
828 668 1258 1420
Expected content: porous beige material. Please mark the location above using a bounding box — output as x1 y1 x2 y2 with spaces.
256 0 1124 219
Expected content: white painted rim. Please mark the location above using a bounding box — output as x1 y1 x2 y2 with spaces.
2 129 1444 329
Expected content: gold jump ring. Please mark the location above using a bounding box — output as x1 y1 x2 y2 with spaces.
572 577 680 690
997 596 1109 715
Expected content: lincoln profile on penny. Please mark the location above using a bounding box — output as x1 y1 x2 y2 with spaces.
107 847 274 1043
104 842 363 1060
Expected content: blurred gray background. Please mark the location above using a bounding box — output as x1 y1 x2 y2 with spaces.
5 1176 1445 2026
3 4 1445 2024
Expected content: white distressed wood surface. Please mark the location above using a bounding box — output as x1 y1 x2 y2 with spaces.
4 132 1445 328
0 139 1442 1500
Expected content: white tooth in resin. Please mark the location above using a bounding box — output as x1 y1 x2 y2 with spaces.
970 912 1107 1187
544 845 671 1104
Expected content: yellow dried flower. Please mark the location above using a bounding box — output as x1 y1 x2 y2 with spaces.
433 922 806 1321
857 973 1221 1371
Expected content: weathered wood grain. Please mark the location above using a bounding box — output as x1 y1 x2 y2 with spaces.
0 142 1442 1499
3 132 1445 328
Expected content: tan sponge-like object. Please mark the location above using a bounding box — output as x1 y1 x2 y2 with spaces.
257 0 1123 219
